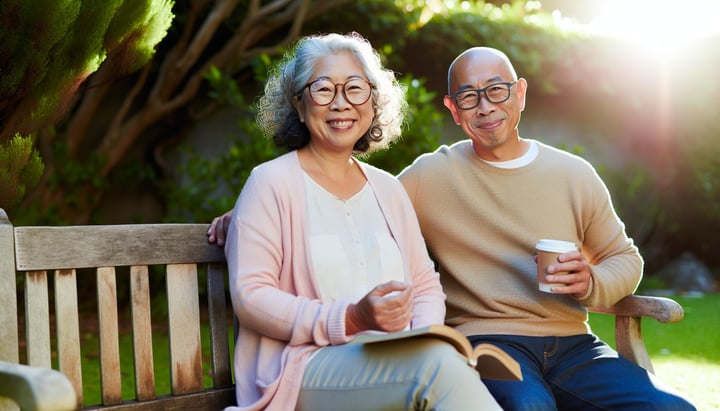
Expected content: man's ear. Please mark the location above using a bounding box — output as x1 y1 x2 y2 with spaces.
516 78 528 112
443 95 461 125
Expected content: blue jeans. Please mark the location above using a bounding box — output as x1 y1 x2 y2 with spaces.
468 334 697 411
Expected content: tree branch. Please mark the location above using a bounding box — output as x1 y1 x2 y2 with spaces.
96 0 351 189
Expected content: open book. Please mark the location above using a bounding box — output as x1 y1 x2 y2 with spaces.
352 324 522 381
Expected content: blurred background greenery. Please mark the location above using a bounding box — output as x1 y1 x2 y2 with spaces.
2 1 718 408
2 0 718 282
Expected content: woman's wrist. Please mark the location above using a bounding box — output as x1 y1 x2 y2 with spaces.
345 303 363 336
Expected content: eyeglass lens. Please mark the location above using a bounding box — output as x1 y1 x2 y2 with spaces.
308 79 371 106
454 83 512 109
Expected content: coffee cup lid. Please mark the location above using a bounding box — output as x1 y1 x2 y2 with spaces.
536 239 577 252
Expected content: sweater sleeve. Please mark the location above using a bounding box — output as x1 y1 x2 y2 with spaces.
576 166 643 308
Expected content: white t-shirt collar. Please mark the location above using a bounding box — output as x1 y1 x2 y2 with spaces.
480 140 538 169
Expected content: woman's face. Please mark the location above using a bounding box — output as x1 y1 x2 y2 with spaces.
294 51 374 154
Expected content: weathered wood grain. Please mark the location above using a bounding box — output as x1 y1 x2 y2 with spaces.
24 271 51 368
130 265 156 402
166 264 204 395
55 269 83 405
98 267 122 405
0 209 19 363
14 224 225 270
2 217 237 410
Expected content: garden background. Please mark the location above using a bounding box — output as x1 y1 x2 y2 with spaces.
1 0 718 409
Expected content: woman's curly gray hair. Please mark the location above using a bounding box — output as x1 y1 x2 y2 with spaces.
256 32 407 154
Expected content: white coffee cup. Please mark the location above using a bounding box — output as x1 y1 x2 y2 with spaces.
535 239 577 293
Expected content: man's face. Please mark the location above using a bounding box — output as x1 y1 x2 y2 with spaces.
443 51 527 160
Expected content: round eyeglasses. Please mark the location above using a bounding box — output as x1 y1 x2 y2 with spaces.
451 81 516 110
298 78 374 106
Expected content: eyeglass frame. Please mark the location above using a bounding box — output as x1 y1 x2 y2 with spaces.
450 81 517 110
296 77 375 106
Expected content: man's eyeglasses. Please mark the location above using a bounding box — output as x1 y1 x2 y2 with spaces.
451 81 516 110
298 78 374 106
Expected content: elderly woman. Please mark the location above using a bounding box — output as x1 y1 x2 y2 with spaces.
222 32 500 411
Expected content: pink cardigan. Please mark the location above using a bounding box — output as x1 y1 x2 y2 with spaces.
224 151 446 410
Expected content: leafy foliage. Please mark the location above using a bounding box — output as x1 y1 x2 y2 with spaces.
0 0 174 219
163 63 280 223
362 76 444 175
0 134 44 209
0 0 174 140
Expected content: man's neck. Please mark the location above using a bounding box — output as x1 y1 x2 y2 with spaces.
473 137 529 162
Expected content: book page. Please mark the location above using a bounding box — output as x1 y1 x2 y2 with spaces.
473 344 523 381
352 325 472 357
351 325 522 381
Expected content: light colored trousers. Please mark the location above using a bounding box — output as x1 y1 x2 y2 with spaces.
297 337 502 411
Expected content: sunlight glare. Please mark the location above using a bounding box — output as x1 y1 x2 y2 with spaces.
586 0 720 53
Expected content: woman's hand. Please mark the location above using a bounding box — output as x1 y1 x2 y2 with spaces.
346 281 413 335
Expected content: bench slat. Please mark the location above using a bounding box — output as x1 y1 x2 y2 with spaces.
98 267 122 405
166 263 204 394
55 269 84 405
0 213 19 363
207 262 232 388
78 387 236 411
25 271 51 368
130 265 156 401
14 225 225 270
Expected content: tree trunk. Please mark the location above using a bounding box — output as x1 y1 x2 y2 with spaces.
27 0 351 224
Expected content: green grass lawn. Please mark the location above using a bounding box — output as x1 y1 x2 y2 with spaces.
78 321 233 406
76 294 719 409
589 293 720 411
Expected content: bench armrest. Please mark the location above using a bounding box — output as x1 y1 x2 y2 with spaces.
590 295 684 322
0 362 77 411
589 295 684 373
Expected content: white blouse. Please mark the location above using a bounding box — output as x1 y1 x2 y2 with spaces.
303 173 405 302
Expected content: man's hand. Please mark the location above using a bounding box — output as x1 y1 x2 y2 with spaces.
346 281 413 335
207 210 233 247
544 250 593 297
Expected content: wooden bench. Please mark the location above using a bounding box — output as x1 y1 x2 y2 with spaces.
0 209 235 410
0 208 685 410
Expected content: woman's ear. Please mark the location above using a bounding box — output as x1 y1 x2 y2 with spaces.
293 95 305 123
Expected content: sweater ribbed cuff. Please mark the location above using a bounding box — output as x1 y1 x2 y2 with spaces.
327 302 353 345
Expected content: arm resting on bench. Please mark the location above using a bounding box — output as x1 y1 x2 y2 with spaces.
589 295 684 373
0 362 77 411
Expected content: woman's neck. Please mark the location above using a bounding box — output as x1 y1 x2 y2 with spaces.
298 146 366 200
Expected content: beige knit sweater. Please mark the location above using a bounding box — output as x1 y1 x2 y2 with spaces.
398 139 642 337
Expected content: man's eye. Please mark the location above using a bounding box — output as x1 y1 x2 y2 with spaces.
487 85 505 94
457 92 476 101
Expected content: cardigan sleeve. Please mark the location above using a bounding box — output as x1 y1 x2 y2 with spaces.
225 162 351 347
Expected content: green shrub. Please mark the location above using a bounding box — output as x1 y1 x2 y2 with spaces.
0 134 44 209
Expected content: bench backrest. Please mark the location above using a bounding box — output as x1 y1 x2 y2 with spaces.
0 209 236 409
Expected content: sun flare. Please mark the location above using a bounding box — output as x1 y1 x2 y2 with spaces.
586 0 720 53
